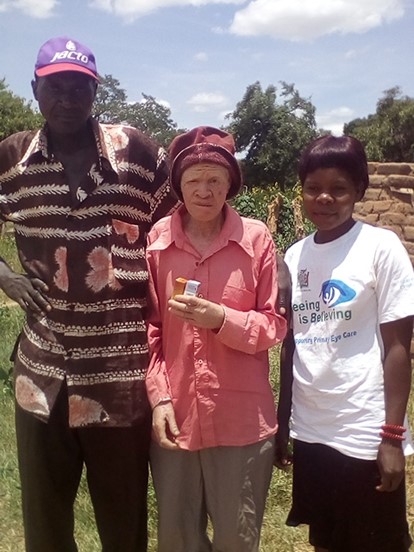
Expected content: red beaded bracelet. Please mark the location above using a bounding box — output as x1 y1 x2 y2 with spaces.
380 431 405 441
381 424 406 434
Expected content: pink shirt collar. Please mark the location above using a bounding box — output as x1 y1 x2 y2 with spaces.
147 203 255 258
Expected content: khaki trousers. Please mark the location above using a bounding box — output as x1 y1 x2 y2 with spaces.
150 436 275 552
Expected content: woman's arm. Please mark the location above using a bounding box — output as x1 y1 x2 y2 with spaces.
274 329 295 469
275 253 292 322
376 316 413 492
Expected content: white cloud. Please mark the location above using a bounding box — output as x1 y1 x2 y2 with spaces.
229 0 404 41
212 26 226 34
0 0 57 17
89 0 245 20
345 49 357 60
316 106 355 136
194 52 209 62
187 92 229 112
344 45 371 60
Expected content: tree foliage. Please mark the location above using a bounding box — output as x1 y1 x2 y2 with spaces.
126 93 181 147
225 81 318 190
93 74 180 147
0 79 42 141
93 74 128 124
344 87 414 162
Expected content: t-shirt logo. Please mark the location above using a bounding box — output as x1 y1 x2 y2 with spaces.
320 280 356 308
298 269 309 288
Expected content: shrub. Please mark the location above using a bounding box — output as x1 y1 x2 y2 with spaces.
0 305 23 395
232 184 314 253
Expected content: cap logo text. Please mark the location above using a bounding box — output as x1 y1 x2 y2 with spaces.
50 50 89 64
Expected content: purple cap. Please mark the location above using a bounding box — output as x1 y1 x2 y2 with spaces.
35 37 98 80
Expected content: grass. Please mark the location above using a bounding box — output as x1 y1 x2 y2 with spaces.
0 339 311 551
0 235 413 551
0 340 413 551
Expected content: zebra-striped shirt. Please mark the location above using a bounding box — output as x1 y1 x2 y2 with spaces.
0 119 177 427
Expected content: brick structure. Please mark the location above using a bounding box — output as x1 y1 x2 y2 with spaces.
355 162 414 358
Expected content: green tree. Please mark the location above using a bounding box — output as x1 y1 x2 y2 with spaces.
126 94 181 147
93 74 181 147
344 87 414 162
93 74 128 123
225 81 318 190
0 79 42 140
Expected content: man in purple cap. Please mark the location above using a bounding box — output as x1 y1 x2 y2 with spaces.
0 36 177 551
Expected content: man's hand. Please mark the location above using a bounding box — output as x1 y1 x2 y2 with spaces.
376 440 405 492
0 262 51 314
276 254 291 320
152 401 180 450
168 295 225 330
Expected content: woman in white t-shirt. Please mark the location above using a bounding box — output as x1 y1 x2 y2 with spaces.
275 135 414 552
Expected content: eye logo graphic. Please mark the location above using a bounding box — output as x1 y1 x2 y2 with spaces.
320 280 356 308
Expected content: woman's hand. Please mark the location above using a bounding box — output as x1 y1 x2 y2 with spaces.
152 401 180 450
274 425 293 470
376 440 405 492
168 295 225 330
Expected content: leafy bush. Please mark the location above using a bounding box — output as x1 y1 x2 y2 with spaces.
0 230 21 272
232 184 314 253
0 305 23 395
0 231 24 394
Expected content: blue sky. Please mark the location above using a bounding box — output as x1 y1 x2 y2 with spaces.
1 0 413 135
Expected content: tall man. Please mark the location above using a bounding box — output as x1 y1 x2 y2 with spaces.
0 37 177 551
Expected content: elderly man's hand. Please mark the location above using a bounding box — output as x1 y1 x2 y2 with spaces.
0 262 51 314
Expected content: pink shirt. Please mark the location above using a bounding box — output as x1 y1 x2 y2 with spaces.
146 205 287 450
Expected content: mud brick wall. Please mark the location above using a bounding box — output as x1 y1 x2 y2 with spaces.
355 162 414 358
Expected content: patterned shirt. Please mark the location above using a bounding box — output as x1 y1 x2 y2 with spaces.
0 119 177 427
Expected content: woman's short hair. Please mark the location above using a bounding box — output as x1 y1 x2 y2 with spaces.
298 135 369 196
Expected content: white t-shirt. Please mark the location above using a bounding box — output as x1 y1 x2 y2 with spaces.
285 221 414 460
